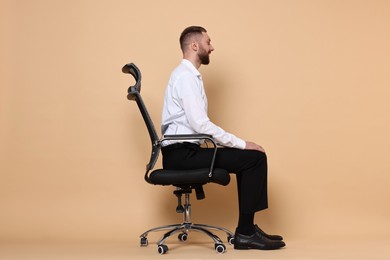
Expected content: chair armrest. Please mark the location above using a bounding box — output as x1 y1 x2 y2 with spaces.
163 134 213 142
162 134 216 146
163 134 212 138
160 134 218 178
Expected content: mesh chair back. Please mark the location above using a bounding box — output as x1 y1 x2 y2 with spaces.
123 63 160 172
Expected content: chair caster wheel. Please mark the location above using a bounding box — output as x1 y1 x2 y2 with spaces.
215 243 226 254
227 235 234 245
158 244 168 254
178 232 188 241
140 237 148 247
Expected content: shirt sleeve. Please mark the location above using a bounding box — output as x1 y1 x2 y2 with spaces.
175 73 246 149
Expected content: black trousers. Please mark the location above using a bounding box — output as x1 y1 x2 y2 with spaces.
162 142 268 214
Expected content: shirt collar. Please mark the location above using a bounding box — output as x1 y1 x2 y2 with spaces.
181 59 201 78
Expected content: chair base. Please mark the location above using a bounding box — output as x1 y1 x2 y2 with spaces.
139 222 234 254
139 190 234 254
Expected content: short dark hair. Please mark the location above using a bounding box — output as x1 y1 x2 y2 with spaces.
179 26 207 51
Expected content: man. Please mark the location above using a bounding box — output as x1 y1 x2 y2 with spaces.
161 26 285 250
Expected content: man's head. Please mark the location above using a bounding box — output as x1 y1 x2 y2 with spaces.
179 26 214 66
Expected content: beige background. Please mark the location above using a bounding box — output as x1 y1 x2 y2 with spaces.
1 0 390 258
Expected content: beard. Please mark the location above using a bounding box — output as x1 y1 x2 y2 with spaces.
198 47 210 65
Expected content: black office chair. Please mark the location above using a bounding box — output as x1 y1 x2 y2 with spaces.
123 63 234 254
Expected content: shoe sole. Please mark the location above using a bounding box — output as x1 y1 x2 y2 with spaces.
234 244 284 250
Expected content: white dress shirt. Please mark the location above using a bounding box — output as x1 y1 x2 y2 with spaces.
161 59 246 149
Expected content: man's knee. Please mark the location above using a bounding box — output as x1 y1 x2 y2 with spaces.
251 150 267 162
242 150 267 171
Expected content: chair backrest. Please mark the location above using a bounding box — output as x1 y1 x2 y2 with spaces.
123 63 160 173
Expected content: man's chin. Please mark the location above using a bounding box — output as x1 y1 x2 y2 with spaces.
201 58 210 65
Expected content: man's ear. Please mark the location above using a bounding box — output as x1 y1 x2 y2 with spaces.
190 41 198 51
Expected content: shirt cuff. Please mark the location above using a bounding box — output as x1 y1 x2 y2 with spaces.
236 138 246 150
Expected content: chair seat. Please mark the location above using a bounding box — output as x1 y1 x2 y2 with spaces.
149 168 230 186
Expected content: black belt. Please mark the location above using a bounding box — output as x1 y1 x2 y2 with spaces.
162 142 200 151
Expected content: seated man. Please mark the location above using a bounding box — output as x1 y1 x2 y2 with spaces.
161 26 285 250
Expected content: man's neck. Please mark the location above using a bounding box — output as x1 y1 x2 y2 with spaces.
183 55 201 69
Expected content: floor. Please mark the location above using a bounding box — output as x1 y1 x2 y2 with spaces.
1 234 390 260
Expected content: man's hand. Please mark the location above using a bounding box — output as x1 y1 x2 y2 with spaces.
245 141 265 153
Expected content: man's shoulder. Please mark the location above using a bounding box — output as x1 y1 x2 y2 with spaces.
171 63 196 81
172 60 199 77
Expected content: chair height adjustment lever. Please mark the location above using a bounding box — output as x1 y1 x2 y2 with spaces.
175 193 184 213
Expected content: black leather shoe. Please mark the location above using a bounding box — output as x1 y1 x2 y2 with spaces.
254 224 284 241
234 231 286 250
